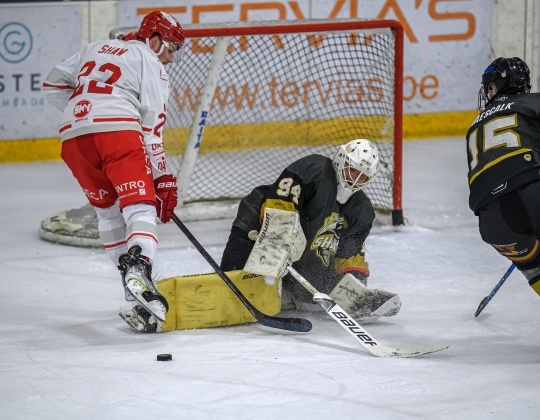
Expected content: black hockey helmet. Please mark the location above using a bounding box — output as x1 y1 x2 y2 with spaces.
479 57 531 109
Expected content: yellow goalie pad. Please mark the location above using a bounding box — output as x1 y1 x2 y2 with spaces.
156 270 281 332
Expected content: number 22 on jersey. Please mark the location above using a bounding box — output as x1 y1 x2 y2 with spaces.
70 61 121 99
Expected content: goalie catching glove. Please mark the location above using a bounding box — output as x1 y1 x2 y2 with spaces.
244 207 307 285
154 174 178 223
329 273 402 323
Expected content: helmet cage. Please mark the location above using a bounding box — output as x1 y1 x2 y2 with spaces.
339 161 373 191
161 39 185 63
332 139 379 204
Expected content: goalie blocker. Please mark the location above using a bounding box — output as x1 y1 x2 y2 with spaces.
244 207 306 284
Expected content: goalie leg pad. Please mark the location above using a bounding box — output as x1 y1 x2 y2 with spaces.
39 203 102 248
155 270 281 332
329 273 402 322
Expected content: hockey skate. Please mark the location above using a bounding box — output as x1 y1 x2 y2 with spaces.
118 245 168 323
118 254 135 302
329 274 402 323
119 305 160 333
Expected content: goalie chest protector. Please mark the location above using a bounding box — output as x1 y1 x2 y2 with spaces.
235 154 375 293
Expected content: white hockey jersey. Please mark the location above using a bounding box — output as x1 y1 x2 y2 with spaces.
43 39 171 178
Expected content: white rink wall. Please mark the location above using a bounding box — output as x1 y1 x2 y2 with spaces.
1 0 539 145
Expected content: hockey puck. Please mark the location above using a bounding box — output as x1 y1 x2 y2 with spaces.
157 353 172 361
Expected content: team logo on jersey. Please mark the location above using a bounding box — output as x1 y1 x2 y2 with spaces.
73 100 92 119
310 213 346 266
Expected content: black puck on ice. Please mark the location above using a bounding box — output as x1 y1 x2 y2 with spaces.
157 353 172 361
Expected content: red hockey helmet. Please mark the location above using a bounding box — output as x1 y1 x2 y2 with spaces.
137 11 185 62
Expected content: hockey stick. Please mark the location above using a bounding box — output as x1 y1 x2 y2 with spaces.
171 213 312 333
286 266 449 358
474 264 515 317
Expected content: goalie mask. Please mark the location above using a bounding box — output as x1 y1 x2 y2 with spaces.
332 139 380 204
478 57 531 110
137 11 185 62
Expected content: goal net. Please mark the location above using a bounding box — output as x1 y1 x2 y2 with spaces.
40 19 404 247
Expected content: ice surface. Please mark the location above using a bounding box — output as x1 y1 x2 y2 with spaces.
0 138 538 419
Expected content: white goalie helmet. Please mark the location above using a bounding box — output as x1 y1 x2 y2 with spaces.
332 139 380 204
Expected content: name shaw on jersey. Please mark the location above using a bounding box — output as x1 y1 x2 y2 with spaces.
471 101 515 126
98 45 128 56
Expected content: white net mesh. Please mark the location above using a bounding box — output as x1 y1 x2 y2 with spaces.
164 20 401 211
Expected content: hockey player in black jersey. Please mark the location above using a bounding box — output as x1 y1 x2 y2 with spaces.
220 139 401 323
467 56 540 296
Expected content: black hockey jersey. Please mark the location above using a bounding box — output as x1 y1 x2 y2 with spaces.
467 93 540 213
232 154 375 300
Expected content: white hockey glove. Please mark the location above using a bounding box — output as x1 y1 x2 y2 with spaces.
329 273 402 323
244 207 306 285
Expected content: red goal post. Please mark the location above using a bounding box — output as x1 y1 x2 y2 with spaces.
160 18 404 225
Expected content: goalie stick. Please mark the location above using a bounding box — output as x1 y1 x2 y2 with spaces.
171 213 312 333
286 266 449 358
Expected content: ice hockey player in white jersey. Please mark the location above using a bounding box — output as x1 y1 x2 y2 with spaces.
43 11 185 332
221 139 402 323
